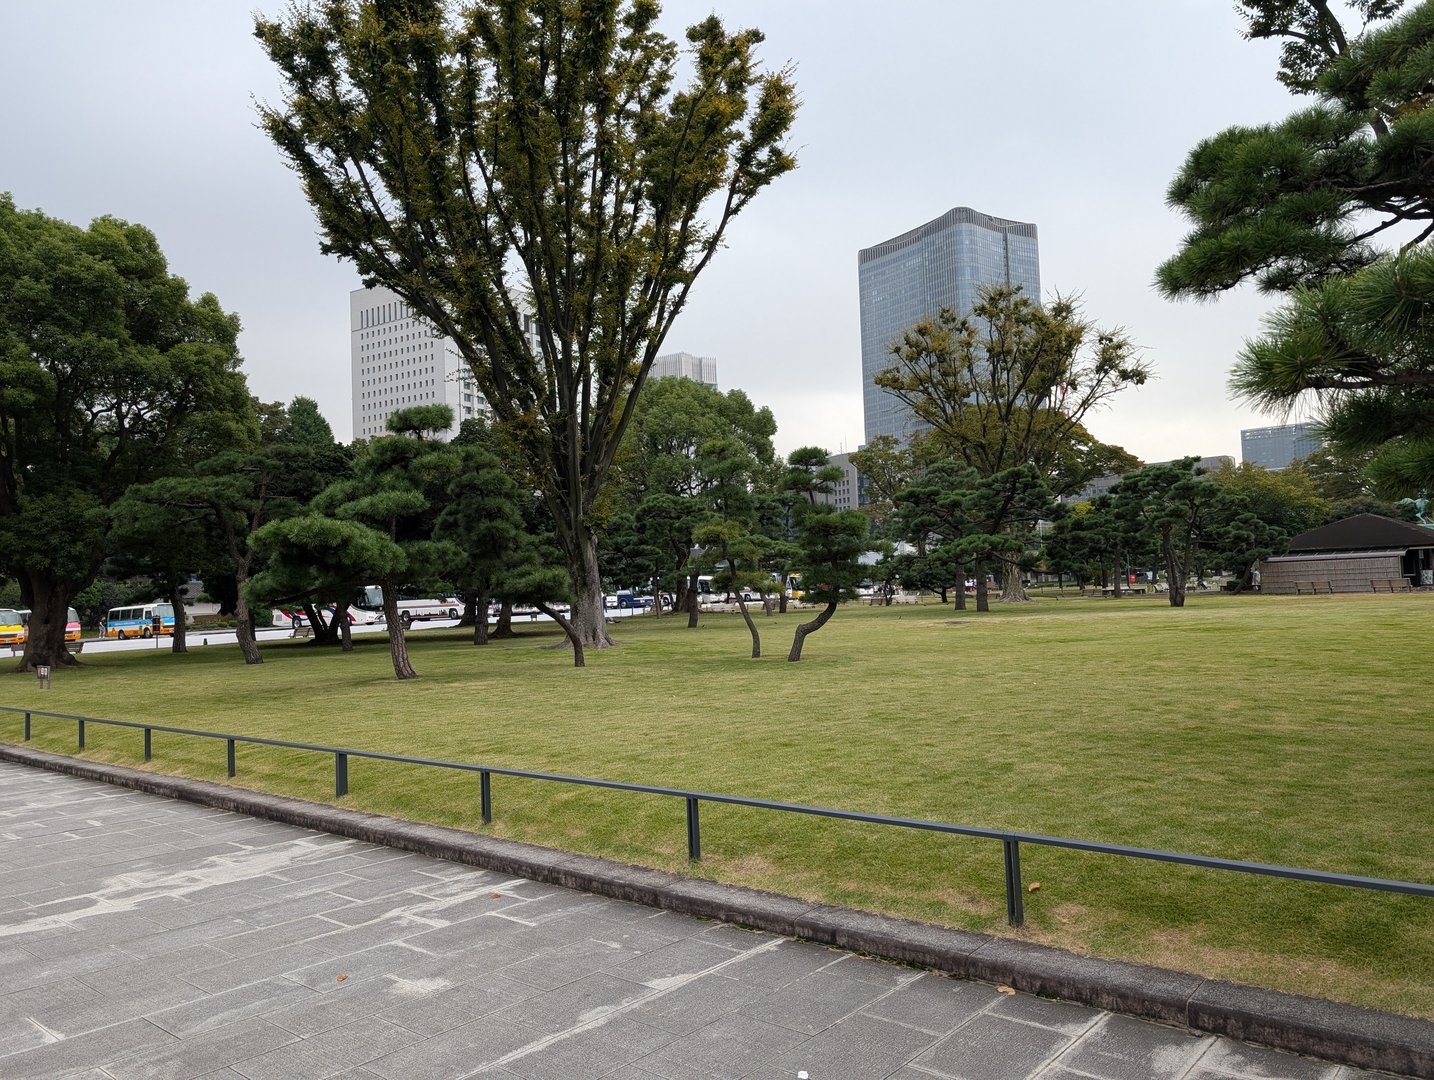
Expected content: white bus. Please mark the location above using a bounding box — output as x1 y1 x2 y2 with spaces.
353 586 461 628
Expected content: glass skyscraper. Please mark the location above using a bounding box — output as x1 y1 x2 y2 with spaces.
859 206 1040 443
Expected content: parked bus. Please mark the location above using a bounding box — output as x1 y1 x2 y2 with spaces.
353 586 461 628
103 602 175 639
0 609 24 647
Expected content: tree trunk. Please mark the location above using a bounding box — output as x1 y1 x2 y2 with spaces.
778 591 789 614
535 602 584 668
737 597 760 658
788 600 838 662
339 611 353 652
685 582 699 628
651 574 665 619
954 563 967 610
565 531 615 648
15 573 78 673
999 557 1029 603
492 599 515 638
459 590 478 627
474 593 490 645
233 578 263 666
170 583 188 654
1163 535 1186 608
974 562 990 613
381 582 418 678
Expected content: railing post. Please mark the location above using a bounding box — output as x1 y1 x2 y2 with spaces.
480 770 492 824
23 711 30 741
144 727 152 762
335 752 348 797
78 719 85 750
686 796 701 861
1003 837 1024 927
226 738 236 778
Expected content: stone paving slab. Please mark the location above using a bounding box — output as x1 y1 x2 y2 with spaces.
0 759 1410 1079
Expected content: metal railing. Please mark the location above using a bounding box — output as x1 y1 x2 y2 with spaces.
2 704 1431 927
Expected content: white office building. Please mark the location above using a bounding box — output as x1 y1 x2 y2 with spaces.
351 285 494 441
650 351 718 389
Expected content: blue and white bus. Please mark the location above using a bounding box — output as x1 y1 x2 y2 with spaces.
103 602 175 639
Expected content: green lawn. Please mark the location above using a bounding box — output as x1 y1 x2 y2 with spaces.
3 592 1432 1016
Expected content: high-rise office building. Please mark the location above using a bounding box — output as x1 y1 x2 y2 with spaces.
351 285 483 441
651 351 719 390
352 286 543 441
858 206 1040 444
1240 422 1323 471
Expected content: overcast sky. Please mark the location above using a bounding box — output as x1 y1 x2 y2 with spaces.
3 2 1321 462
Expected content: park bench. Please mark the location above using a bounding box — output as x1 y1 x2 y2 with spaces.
1294 580 1333 595
291 624 314 639
1371 577 1412 592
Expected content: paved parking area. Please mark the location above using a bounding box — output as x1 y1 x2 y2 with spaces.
0 761 1393 1079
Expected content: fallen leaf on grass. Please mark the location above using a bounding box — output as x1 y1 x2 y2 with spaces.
1028 882 1041 892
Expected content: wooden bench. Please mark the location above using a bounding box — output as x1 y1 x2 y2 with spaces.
291 624 314 639
1371 577 1412 592
1294 580 1333 594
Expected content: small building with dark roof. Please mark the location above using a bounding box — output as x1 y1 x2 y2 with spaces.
1259 514 1434 594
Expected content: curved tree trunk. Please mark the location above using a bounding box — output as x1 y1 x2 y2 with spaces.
170 583 189 654
736 598 760 657
534 602 585 667
234 588 262 666
381 584 418 678
788 600 838 662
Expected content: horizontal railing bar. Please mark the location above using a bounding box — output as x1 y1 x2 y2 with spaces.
2 704 1431 899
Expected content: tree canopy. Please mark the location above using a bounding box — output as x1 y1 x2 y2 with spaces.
1161 1 1434 498
255 0 798 650
875 284 1146 600
0 194 251 671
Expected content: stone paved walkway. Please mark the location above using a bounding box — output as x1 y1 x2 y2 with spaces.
0 762 1394 1079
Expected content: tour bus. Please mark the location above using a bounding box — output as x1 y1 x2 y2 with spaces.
103 602 176 639
65 607 83 644
353 586 461 628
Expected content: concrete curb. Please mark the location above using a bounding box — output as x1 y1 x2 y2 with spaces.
2 743 1430 1078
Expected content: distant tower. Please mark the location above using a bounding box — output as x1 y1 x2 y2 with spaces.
1240 422 1323 470
858 207 1040 444
351 286 541 441
651 351 719 390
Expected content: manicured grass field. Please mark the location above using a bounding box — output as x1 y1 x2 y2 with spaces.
3 592 1431 1016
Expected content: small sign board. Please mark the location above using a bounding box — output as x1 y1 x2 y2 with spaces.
36 664 51 689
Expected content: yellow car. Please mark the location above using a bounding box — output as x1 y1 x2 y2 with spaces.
0 608 24 647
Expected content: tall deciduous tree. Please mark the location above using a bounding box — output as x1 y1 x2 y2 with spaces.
0 196 251 672
875 284 1147 601
255 0 797 651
